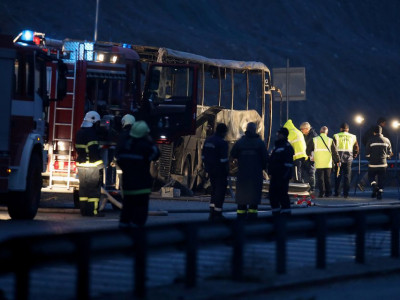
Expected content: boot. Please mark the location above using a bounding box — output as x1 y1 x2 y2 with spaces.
212 210 226 222
377 189 383 200
371 182 378 198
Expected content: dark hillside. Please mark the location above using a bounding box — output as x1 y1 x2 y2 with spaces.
1 0 400 143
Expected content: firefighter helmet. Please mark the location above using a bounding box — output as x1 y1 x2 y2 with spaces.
81 111 101 128
121 114 136 128
130 121 150 138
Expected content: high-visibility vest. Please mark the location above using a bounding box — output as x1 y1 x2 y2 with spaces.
313 134 333 169
284 119 307 160
333 132 356 152
288 129 307 160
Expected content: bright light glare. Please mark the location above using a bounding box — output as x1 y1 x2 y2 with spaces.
354 115 364 124
21 30 34 41
97 53 105 62
392 120 400 129
160 135 167 139
111 55 118 63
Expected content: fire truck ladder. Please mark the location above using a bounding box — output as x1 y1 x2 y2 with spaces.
48 60 77 190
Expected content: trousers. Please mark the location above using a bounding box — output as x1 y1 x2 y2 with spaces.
78 165 102 216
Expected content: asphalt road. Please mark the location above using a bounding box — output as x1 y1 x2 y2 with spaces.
0 188 399 242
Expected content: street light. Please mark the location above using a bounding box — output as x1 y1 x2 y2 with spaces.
391 120 399 199
354 114 364 195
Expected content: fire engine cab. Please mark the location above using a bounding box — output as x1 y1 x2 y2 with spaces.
0 31 67 219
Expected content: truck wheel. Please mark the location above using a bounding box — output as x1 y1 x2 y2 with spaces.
182 158 192 189
8 153 42 220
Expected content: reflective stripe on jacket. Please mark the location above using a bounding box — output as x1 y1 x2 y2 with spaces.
333 132 357 152
313 134 333 169
283 120 307 160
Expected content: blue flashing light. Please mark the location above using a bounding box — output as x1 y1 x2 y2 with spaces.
122 43 131 49
21 30 34 42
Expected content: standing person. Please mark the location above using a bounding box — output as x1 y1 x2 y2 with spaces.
201 123 229 221
283 119 307 183
268 127 294 216
307 126 339 198
75 111 104 217
230 122 268 221
333 123 359 198
121 114 136 133
358 117 393 191
365 125 392 200
116 121 160 228
300 122 318 193
362 117 392 147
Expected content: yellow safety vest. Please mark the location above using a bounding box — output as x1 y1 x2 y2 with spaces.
283 120 307 160
333 132 356 152
313 133 333 169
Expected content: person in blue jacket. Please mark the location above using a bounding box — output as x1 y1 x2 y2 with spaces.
201 123 229 221
230 122 268 220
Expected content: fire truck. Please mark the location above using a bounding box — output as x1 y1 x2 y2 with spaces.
12 30 198 206
0 31 67 219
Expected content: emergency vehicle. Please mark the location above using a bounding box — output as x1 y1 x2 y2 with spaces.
12 30 198 203
0 31 67 219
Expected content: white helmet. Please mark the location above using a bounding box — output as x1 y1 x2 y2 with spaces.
121 114 136 128
81 111 100 128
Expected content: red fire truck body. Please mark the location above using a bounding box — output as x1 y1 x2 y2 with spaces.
0 32 67 219
19 31 198 194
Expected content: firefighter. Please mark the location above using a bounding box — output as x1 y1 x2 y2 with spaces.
365 125 392 199
283 119 307 183
268 127 294 216
116 121 160 227
230 122 268 221
307 126 339 198
75 111 104 217
201 123 229 221
121 114 136 132
333 123 359 198
300 122 318 193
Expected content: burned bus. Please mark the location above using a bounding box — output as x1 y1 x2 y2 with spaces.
134 46 274 191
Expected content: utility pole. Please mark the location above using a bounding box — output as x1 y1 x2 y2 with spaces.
94 0 100 42
286 58 289 121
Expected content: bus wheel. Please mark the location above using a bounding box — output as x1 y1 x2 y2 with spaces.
182 158 192 190
8 153 42 220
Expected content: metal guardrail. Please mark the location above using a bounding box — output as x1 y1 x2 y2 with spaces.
1 207 400 299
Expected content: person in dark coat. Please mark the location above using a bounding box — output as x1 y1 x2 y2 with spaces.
116 121 160 228
268 127 294 216
75 111 104 217
300 122 318 193
365 125 392 199
230 122 268 220
201 123 229 221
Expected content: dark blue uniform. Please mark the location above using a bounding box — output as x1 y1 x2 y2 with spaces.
202 133 229 219
116 134 160 227
75 126 103 216
268 138 294 215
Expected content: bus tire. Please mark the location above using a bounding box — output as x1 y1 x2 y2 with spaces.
8 152 42 220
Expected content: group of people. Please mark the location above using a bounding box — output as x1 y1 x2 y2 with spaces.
202 116 393 221
75 111 159 229
285 117 392 200
202 122 293 220
75 109 393 226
